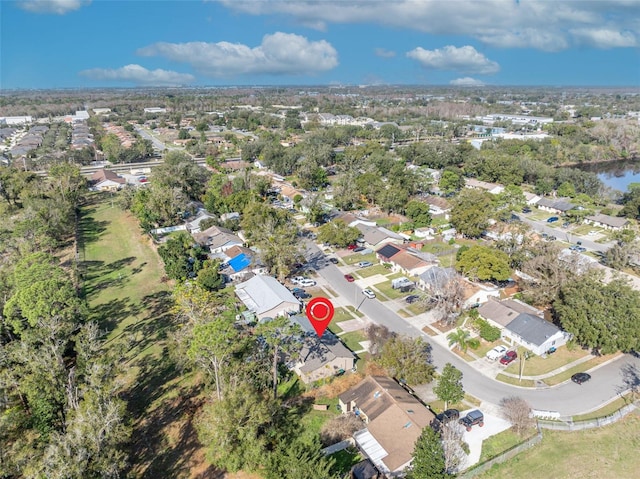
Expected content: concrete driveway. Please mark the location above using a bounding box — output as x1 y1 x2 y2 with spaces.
459 409 512 467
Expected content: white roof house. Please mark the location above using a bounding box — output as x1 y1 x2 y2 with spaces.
235 275 301 320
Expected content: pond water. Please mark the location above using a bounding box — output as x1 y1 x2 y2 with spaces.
575 159 640 193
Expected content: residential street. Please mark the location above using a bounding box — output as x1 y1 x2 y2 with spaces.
304 241 640 417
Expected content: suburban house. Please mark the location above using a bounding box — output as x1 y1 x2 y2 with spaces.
338 376 435 476
220 245 261 281
464 178 505 195
478 298 569 355
376 244 435 277
418 266 456 292
584 213 629 231
523 191 541 205
185 209 216 233
289 315 355 383
355 223 405 250
234 275 301 320
90 169 126 191
422 195 451 216
536 197 575 215
192 225 243 253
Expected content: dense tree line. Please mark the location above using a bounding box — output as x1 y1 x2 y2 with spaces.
0 164 130 477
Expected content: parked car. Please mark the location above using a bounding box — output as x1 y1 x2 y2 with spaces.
298 279 317 287
357 261 373 268
290 287 305 294
405 294 420 304
547 216 559 223
290 276 306 285
486 345 507 361
459 410 484 431
562 221 571 228
353 246 366 252
344 274 355 282
293 291 311 300
328 257 339 264
362 289 376 299
522 207 532 213
571 372 591 385
499 350 518 365
547 235 557 241
347 244 358 250
431 409 460 432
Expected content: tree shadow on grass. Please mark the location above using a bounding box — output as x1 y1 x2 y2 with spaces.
123 352 224 478
78 215 109 247
91 297 141 336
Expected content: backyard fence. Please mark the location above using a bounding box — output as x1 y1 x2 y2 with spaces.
537 402 638 431
459 428 543 479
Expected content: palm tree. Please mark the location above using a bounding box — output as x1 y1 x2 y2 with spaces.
447 328 480 353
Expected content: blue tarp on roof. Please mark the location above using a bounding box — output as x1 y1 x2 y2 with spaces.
228 253 251 272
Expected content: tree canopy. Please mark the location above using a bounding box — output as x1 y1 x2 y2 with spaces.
456 245 511 282
554 274 640 354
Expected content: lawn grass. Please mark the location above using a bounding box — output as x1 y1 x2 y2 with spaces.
542 353 620 386
572 395 632 422
328 448 362 476
356 265 389 278
479 428 532 463
333 307 356 324
372 280 411 300
79 195 215 478
407 303 429 315
340 331 367 352
477 415 640 479
503 346 591 376
342 252 377 265
346 305 364 318
495 374 536 388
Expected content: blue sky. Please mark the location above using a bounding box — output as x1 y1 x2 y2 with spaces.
1 0 639 89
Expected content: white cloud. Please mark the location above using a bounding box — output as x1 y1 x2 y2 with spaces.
19 0 90 14
137 33 338 77
569 28 637 48
407 45 499 74
450 77 485 86
79 64 195 86
218 0 639 51
374 48 396 58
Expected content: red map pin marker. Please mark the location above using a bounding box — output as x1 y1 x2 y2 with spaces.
306 297 335 338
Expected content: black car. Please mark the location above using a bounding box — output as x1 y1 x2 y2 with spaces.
353 246 366 252
328 257 339 264
431 409 460 432
522 207 532 213
405 295 420 304
571 372 591 385
459 410 484 431
294 291 311 300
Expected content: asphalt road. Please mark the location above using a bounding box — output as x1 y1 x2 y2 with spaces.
517 214 615 253
304 241 640 416
134 126 168 151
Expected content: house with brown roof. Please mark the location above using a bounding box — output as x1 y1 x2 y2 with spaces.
465 178 504 195
90 169 126 191
338 376 435 475
356 223 404 249
584 213 629 231
376 244 435 277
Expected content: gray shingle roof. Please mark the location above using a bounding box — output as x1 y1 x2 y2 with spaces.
505 313 562 346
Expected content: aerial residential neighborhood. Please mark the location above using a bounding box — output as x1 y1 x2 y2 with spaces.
1 1 640 479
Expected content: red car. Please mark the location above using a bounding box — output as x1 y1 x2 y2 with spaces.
344 274 355 282
347 244 357 250
500 351 518 365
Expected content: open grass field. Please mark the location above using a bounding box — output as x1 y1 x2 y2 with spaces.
79 194 218 479
477 414 640 479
